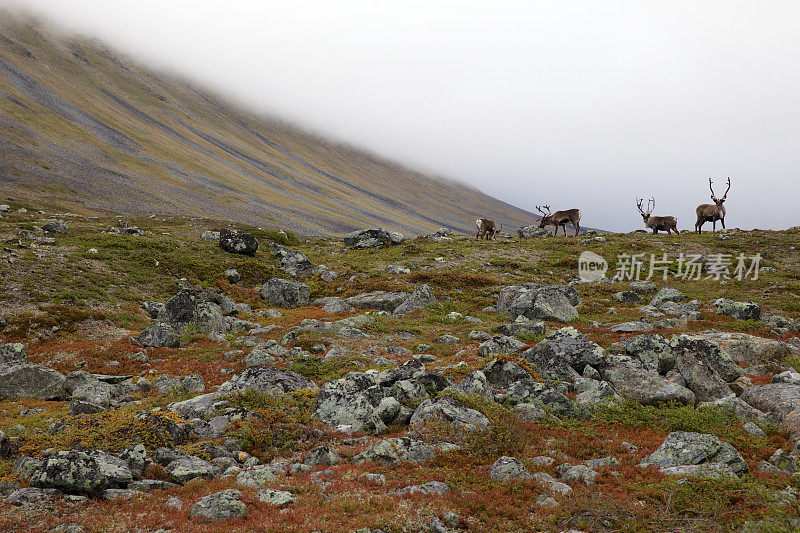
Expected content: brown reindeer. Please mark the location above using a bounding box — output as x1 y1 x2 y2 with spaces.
475 218 502 240
695 177 730 234
536 205 581 236
637 197 679 235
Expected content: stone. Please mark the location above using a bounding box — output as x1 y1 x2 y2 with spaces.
255 488 294 507
236 465 278 488
30 450 132 496
304 446 342 466
219 366 318 394
352 437 438 464
600 355 695 406
409 396 490 430
393 284 437 316
435 334 460 345
497 284 579 323
315 297 354 314
489 456 533 481
190 489 246 520
346 291 411 312
610 320 653 333
517 225 549 238
649 287 687 307
629 281 657 294
219 229 258 256
224 268 241 283
497 322 546 338
5 487 62 506
0 364 65 400
386 265 411 275
557 464 598 485
741 383 800 419
524 327 605 378
0 343 27 365
42 219 68 234
614 290 643 303
478 336 527 358
395 481 450 497
713 298 761 320
272 247 314 277
531 472 572 495
454 370 494 402
344 228 405 248
166 456 217 484
640 432 748 476
259 278 310 308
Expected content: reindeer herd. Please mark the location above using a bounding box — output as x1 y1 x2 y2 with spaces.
476 177 731 239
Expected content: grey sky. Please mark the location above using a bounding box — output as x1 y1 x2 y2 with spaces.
3 0 799 231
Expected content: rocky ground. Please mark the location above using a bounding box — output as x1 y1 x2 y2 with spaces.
0 201 799 532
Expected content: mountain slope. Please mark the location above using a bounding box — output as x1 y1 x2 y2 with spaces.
0 14 536 235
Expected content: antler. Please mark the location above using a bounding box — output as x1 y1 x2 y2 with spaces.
709 177 716 198
636 198 645 214
535 205 551 215
647 197 655 214
722 177 731 199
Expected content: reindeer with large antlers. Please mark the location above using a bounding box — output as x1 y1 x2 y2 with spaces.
695 177 730 234
536 205 582 236
637 197 678 235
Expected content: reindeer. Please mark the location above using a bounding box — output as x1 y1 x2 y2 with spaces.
475 218 502 240
637 197 679 235
695 177 730 234
536 205 581 237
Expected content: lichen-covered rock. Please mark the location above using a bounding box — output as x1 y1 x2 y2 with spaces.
236 465 278 488
42 219 68 234
713 298 761 320
489 456 533 481
344 228 404 248
640 431 748 476
271 246 314 277
255 488 294 507
741 383 800 419
517 225 549 238
166 456 216 484
30 450 132 495
219 366 317 394
478 336 527 358
0 343 27 365
599 355 695 406
393 284 437 316
409 396 489 430
219 229 258 256
614 334 673 374
352 437 438 464
395 480 450 497
0 364 65 400
497 284 579 322
649 287 687 307
304 446 342 466
454 370 494 401
497 321 546 338
345 291 410 312
190 489 246 521
525 327 605 376
259 278 310 308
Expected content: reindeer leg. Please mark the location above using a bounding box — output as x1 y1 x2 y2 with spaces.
721 217 725 229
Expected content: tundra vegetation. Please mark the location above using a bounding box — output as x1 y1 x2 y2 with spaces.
0 204 799 532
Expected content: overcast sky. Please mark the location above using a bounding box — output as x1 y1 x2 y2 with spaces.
3 1 799 232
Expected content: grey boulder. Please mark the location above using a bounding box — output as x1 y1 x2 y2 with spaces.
640 431 748 476
259 278 310 308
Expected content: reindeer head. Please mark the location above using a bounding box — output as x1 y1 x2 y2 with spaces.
636 197 654 223
535 205 551 227
709 177 731 207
